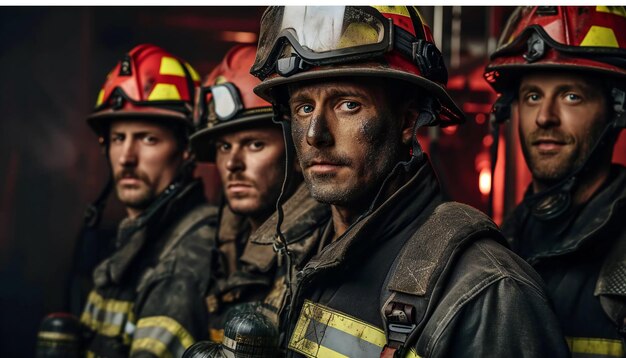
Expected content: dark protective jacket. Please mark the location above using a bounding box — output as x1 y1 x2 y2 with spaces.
80 179 219 358
503 164 626 358
284 159 569 357
205 183 331 342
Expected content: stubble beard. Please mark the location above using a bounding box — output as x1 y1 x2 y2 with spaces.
300 111 402 208
522 128 600 187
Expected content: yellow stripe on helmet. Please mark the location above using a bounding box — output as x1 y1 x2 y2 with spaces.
580 25 619 47
596 6 626 18
148 83 182 101
159 56 186 77
372 6 410 17
95 89 105 107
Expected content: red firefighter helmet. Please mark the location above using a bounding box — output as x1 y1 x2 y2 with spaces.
251 6 465 127
190 45 275 162
485 6 626 92
87 43 201 136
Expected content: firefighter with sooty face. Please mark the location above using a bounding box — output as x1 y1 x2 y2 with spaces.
246 6 569 357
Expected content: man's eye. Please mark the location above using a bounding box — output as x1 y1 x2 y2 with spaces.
525 93 540 103
340 101 360 111
250 141 265 151
217 143 231 152
297 105 314 116
143 136 158 144
565 93 581 103
111 135 124 143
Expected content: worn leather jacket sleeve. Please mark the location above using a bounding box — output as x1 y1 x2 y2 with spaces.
436 277 570 357
129 274 209 358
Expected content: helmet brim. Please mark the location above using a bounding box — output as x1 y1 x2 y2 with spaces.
86 108 191 136
190 112 276 162
485 60 626 93
253 66 466 126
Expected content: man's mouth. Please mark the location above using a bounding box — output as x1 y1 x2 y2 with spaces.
227 181 254 193
118 173 142 186
532 137 567 152
307 159 345 174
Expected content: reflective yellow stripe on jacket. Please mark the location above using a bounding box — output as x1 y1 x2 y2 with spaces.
566 337 624 358
130 316 195 358
80 290 135 344
289 300 420 358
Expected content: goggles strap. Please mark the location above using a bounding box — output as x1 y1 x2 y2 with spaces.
395 26 447 83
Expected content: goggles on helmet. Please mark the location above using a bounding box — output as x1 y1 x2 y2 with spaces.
194 82 252 130
251 6 445 83
493 7 626 68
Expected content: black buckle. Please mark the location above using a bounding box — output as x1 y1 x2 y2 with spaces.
119 54 132 76
612 88 626 128
412 39 447 83
277 55 310 78
384 302 417 353
523 32 546 63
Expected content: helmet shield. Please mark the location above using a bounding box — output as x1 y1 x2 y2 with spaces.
252 6 392 80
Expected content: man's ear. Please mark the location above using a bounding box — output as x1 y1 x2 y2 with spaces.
182 149 191 161
401 101 419 146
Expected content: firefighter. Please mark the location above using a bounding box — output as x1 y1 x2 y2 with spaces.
251 6 569 357
485 6 626 357
189 45 330 345
80 44 218 357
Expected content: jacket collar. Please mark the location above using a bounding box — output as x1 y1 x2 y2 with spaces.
304 156 441 271
93 179 205 287
241 183 331 272
506 165 626 262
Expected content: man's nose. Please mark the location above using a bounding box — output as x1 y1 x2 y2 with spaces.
536 98 560 128
118 139 138 167
306 109 334 148
225 147 245 173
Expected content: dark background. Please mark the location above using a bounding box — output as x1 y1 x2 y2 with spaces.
2 6 625 356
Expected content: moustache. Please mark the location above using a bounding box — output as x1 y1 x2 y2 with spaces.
114 168 150 184
300 149 352 168
226 173 256 187
527 129 574 145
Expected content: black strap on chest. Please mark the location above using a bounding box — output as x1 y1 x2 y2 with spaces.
379 202 503 358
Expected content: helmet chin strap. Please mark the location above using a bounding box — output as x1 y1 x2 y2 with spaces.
411 96 441 162
491 87 626 221
270 104 296 318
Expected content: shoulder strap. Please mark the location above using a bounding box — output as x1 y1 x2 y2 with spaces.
379 202 503 358
136 204 218 293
